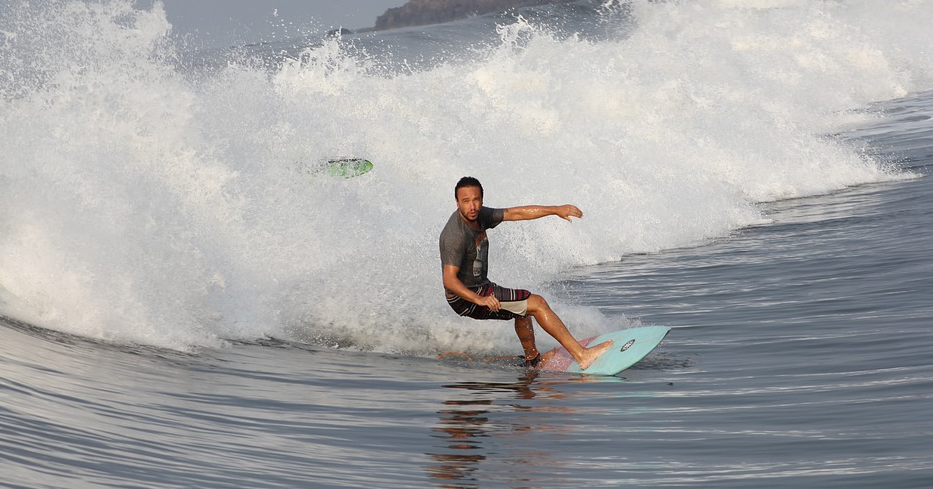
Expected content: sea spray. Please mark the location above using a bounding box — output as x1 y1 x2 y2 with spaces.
1 0 930 354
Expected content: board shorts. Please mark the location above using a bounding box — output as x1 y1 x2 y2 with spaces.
446 283 531 321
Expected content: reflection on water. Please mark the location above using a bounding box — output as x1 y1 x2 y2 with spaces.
425 370 584 488
428 396 491 487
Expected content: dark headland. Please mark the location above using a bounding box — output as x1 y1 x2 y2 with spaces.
371 0 578 31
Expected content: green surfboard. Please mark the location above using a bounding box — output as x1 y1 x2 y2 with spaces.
325 157 373 178
299 157 373 178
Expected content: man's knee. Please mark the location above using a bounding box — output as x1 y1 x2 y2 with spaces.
527 294 551 313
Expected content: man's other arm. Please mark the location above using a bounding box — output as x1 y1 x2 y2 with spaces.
502 204 583 223
442 264 502 312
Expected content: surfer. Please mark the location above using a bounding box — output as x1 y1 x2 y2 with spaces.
439 176 613 370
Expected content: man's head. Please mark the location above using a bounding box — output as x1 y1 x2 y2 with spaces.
455 176 483 199
455 176 483 223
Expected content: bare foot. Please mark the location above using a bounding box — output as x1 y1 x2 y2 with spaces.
577 340 614 370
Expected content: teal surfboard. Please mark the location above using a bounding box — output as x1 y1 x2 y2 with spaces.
537 326 671 376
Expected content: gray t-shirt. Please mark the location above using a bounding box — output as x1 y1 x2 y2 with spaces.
439 207 504 290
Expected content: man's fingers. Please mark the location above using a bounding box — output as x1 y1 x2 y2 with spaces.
561 204 583 221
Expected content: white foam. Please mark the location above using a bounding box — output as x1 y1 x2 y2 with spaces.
1 0 930 352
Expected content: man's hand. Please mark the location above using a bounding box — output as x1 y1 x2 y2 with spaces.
555 204 583 222
475 294 501 312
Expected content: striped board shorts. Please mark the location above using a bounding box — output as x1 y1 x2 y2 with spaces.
446 283 531 320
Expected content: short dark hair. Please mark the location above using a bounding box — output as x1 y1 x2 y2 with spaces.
455 176 483 199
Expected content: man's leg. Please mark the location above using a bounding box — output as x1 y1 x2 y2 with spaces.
514 316 539 363
525 294 613 370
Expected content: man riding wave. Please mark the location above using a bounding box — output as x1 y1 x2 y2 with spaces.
439 176 612 370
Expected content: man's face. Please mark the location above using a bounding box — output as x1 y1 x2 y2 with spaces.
455 185 483 223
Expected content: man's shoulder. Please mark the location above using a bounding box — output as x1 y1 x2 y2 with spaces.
480 206 504 227
441 210 460 230
440 210 465 240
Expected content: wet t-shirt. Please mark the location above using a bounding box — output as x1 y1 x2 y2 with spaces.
439 207 504 290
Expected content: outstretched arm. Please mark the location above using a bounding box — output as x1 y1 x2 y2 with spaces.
502 204 583 223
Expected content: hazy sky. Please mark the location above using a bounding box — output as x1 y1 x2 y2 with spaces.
148 0 408 47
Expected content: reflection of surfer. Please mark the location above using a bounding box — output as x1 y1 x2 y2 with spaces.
426 374 570 486
438 177 612 370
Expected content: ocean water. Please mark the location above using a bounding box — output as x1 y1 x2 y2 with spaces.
1 0 932 487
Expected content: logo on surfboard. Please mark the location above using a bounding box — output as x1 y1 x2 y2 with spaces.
620 339 635 352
